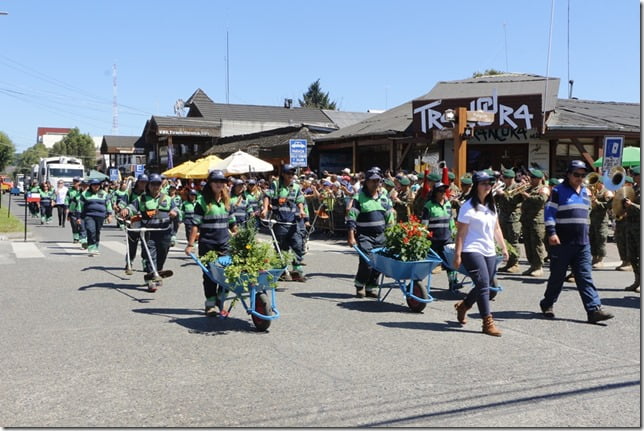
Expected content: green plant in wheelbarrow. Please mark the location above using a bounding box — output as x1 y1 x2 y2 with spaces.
199 221 292 330
378 215 435 312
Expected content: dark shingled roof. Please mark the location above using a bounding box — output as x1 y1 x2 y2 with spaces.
101 135 145 153
185 88 336 126
546 99 640 133
204 125 317 156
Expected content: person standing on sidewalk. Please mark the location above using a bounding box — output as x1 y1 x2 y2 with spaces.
80 178 113 256
453 171 508 337
539 160 614 323
53 180 68 227
624 166 640 292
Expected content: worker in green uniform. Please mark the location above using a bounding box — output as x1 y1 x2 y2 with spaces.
65 177 86 244
79 178 113 256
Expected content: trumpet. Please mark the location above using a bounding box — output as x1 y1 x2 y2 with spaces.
505 182 531 197
491 182 506 195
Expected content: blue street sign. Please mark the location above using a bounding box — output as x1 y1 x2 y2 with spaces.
602 136 624 173
289 139 308 167
109 168 119 182
135 164 145 177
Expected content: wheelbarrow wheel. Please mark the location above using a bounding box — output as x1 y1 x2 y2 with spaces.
406 281 428 313
251 292 273 332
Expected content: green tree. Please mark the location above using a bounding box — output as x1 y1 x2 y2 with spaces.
298 79 337 110
15 142 48 175
472 69 505 78
0 132 16 173
49 128 97 169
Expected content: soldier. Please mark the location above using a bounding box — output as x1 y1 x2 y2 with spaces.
447 171 460 198
614 176 633 271
450 175 472 219
495 169 524 273
589 177 613 268
518 168 549 277
347 168 396 298
391 176 413 223
412 171 439 218
624 166 640 292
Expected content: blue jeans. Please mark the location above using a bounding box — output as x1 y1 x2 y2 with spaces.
84 215 104 247
461 252 497 317
542 243 602 312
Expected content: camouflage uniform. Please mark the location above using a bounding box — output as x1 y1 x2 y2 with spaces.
625 181 640 291
520 183 548 275
496 186 523 272
589 187 611 264
614 216 630 268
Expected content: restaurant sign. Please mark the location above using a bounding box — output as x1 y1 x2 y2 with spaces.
412 90 542 135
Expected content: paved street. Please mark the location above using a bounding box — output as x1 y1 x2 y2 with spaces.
0 195 640 427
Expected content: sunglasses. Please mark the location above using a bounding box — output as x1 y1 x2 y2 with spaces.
571 172 586 178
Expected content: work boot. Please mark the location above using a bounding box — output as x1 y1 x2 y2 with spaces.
124 263 133 276
81 240 88 250
365 290 378 298
355 288 366 298
616 261 632 271
505 264 521 273
592 258 604 269
521 266 535 276
565 272 575 282
587 307 614 324
454 300 472 325
528 267 544 277
482 314 502 337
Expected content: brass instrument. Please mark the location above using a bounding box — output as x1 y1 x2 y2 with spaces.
505 182 531 197
584 172 601 195
613 185 636 219
603 166 626 192
491 182 506 196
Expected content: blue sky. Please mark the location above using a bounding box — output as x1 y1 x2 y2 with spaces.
0 0 640 152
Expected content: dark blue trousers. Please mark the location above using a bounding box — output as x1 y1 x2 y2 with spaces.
461 252 497 317
542 243 602 312
84 215 104 247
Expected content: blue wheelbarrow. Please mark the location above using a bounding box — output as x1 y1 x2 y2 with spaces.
353 246 443 312
189 253 285 331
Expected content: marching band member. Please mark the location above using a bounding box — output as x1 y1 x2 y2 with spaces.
624 166 640 292
518 168 549 277
589 177 613 268
495 169 524 273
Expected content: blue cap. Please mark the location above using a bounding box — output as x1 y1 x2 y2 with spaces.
189 189 198 195
282 164 296 173
148 173 162 183
208 169 226 182
472 171 493 183
567 160 589 172
232 178 244 186
89 178 101 185
365 169 382 181
247 179 257 185
72 177 81 182
137 174 149 182
433 182 448 190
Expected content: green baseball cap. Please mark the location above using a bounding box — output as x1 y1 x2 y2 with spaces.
399 177 411 186
547 178 560 186
502 169 516 178
460 176 472 185
383 179 395 187
625 176 634 183
529 168 544 179
447 172 455 180
427 172 441 182
631 166 640 175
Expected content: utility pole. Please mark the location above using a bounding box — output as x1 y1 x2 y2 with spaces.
112 63 118 134
453 107 468 188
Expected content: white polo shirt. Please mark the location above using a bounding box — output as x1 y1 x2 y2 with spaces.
457 199 497 257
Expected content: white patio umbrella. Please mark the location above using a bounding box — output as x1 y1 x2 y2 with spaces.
213 150 274 175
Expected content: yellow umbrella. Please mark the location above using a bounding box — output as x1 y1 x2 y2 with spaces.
162 160 196 178
182 155 223 179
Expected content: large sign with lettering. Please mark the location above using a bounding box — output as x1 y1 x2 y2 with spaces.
412 90 542 136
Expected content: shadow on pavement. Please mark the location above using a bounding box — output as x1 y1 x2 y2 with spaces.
378 320 480 334
601 296 641 309
498 276 547 284
292 291 355 303
337 299 410 313
303 272 354 280
78 282 154 303
133 307 257 334
81 266 130 280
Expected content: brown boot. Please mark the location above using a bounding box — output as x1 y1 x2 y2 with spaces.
454 301 471 325
482 314 502 337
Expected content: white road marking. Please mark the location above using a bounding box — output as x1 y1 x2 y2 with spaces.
11 242 45 258
100 240 126 255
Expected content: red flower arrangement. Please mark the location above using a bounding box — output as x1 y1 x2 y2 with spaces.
383 215 433 262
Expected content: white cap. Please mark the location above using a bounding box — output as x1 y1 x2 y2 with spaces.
342 168 351 174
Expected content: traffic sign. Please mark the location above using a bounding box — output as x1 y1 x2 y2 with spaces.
289 139 308 167
602 136 624 173
134 164 145 177
109 168 119 182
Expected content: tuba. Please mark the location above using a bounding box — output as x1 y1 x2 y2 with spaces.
603 166 626 192
613 185 635 219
